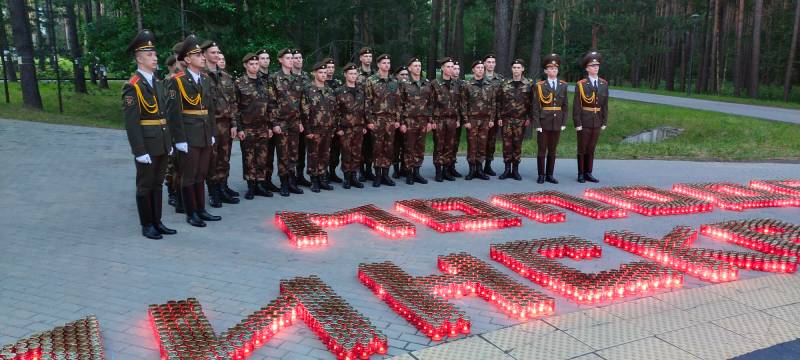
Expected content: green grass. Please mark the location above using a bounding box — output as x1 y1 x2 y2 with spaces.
612 84 800 110
0 80 124 129
2 82 799 161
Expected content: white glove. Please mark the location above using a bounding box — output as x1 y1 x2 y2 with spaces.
169 147 174 156
536 128 543 133
176 142 189 153
135 154 152 164
576 126 583 131
560 126 566 131
211 136 216 145
601 125 607 130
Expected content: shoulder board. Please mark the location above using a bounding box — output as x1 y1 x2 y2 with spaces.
560 80 567 84
129 74 140 85
599 78 607 83
174 71 185 78
578 79 587 84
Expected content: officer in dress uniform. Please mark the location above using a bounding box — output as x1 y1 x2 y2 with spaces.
532 53 568 184
123 29 177 239
572 51 608 183
166 35 221 227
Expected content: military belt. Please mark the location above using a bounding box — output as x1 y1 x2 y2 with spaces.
182 109 208 115
582 107 601 113
139 119 167 126
542 106 562 111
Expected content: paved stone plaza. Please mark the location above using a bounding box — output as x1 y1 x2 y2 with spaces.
1 118 799 360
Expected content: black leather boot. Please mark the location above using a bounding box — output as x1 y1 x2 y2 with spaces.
142 224 162 239
279 176 290 197
349 171 364 188
465 163 476 180
381 168 395 186
137 195 161 239
155 222 176 235
413 167 427 184
288 174 304 194
392 163 402 179
498 163 512 179
320 175 333 190
207 182 222 208
443 164 456 181
264 175 280 192
328 167 343 183
197 209 221 221
256 181 273 197
449 164 462 178
223 182 240 197
219 183 240 204
174 187 185 214
363 162 376 181
343 172 352 189
483 160 496 176
512 162 522 181
295 173 312 187
545 175 559 184
311 176 321 193
584 173 599 183
435 166 444 182
577 173 586 183
537 175 546 184
245 180 257 200
406 171 414 185
372 166 383 187
182 186 205 227
476 161 490 180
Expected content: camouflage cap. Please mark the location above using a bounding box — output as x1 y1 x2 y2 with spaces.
242 53 258 64
200 40 218 52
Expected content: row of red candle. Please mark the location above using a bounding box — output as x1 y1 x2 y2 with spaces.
0 316 103 360
358 262 470 341
604 229 740 282
498 191 628 221
275 212 329 248
491 241 683 303
584 186 714 216
490 194 567 223
432 253 556 320
700 219 800 258
216 295 299 359
307 205 416 239
749 179 800 197
280 276 387 359
394 197 521 232
672 183 800 211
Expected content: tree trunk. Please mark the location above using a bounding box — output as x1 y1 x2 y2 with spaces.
528 6 546 80
697 4 712 93
32 0 48 72
427 0 441 80
508 0 522 62
84 0 93 23
443 0 451 56
66 0 86 93
664 0 677 91
8 0 43 109
783 0 800 102
133 0 143 31
733 0 745 96
709 0 721 94
453 0 464 62
591 1 600 49
95 0 102 19
0 7 19 82
493 0 511 75
749 0 763 98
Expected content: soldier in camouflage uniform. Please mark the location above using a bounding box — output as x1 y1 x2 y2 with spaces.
497 59 532 181
235 53 274 199
533 53 568 184
460 59 496 180
255 49 280 193
302 62 338 193
201 40 240 207
482 54 504 176
123 29 177 240
356 47 376 182
291 49 313 188
323 57 344 184
268 48 305 196
365 54 402 187
391 66 409 179
165 42 184 209
449 60 465 178
430 57 461 182
399 57 432 185
335 63 367 189
217 52 227 70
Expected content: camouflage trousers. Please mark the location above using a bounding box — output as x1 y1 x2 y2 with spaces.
276 130 300 176
466 120 490 163
265 135 277 178
502 120 526 164
330 132 341 170
485 122 498 161
339 127 364 173
210 119 234 183
362 129 374 165
305 130 332 176
241 132 271 181
371 120 397 168
165 153 180 195
393 128 404 166
403 122 427 168
433 116 459 166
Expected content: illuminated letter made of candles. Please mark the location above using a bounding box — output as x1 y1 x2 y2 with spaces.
749 179 800 198
671 182 800 211
490 190 628 222
148 276 387 360
490 237 684 304
701 218 800 259
604 226 797 283
583 185 713 216
0 316 103 360
358 253 555 341
275 204 416 248
394 197 522 232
